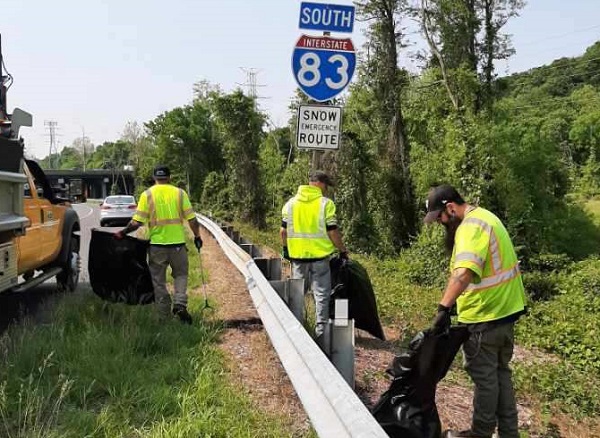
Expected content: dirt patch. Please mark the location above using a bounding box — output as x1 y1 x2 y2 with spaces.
197 229 311 436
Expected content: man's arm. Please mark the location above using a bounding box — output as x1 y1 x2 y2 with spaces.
327 228 348 254
116 219 142 238
439 267 474 308
280 227 287 246
188 218 200 238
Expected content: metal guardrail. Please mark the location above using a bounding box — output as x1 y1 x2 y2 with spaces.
197 214 388 438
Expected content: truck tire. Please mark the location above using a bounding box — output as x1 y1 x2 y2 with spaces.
57 234 80 293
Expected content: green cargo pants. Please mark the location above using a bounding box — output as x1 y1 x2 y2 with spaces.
463 322 519 438
148 244 189 317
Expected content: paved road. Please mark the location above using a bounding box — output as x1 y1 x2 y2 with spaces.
72 202 102 282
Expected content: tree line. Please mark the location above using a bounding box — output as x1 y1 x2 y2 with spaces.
39 0 600 264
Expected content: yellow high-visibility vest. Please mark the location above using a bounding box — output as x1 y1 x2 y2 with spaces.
133 184 195 245
452 207 527 323
282 185 336 259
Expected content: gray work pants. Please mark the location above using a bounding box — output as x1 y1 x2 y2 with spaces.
463 322 519 438
148 244 189 317
291 259 331 337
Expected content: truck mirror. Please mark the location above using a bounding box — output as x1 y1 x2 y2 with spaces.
11 108 33 138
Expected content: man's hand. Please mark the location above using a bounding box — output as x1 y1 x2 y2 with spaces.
281 246 291 260
194 236 203 252
113 230 125 240
340 251 349 260
432 304 451 333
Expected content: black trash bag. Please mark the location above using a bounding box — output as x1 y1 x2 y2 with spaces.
329 255 386 340
372 326 470 438
88 228 154 305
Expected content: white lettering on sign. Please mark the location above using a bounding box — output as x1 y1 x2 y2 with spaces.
296 104 342 150
300 38 350 51
300 7 353 30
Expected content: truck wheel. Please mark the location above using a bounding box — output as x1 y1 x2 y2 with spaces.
57 235 80 292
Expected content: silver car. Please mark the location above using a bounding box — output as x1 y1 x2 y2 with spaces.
100 195 137 227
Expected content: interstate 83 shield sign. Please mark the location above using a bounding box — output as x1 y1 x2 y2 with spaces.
292 35 356 102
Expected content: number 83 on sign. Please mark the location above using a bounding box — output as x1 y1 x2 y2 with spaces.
292 35 356 102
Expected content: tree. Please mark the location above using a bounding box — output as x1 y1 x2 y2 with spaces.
121 121 155 190
419 0 524 112
145 102 224 201
71 136 95 169
211 90 266 229
355 0 418 251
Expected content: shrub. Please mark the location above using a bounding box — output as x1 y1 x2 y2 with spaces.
396 226 448 289
522 271 560 301
567 258 600 296
523 253 572 273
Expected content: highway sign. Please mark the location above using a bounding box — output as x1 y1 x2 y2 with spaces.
292 35 356 102
296 104 342 150
298 2 355 34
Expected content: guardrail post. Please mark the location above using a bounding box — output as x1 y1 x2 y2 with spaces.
320 299 355 388
255 258 282 281
288 278 305 324
269 278 305 324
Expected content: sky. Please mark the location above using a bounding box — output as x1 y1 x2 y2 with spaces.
3 0 600 159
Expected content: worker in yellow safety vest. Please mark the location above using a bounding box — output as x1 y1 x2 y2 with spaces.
114 165 202 324
424 184 527 438
280 170 349 339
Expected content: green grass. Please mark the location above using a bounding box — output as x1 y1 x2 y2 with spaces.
0 291 308 437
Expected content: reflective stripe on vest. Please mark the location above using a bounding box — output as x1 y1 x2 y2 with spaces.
134 210 149 219
465 263 521 293
286 197 328 239
456 217 502 273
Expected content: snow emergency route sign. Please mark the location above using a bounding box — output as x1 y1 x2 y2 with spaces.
292 35 356 102
296 104 342 150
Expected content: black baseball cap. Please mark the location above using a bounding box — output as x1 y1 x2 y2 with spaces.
309 170 335 187
153 165 170 179
424 184 464 224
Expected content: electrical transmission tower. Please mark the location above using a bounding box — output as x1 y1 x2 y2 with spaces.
44 120 59 169
238 67 268 109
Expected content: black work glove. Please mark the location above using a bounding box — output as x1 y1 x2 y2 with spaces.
194 236 203 252
339 251 349 260
432 304 451 333
281 246 291 260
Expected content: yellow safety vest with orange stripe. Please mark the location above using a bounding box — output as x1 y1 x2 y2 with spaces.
451 207 527 324
132 184 196 245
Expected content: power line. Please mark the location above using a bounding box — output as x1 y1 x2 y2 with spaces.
506 95 600 111
516 24 600 48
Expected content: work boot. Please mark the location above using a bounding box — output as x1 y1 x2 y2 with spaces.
445 429 492 438
172 305 193 325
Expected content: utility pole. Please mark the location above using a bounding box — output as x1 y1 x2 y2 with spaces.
82 127 86 171
44 120 59 169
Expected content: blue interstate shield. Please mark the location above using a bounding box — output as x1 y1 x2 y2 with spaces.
292 35 356 102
